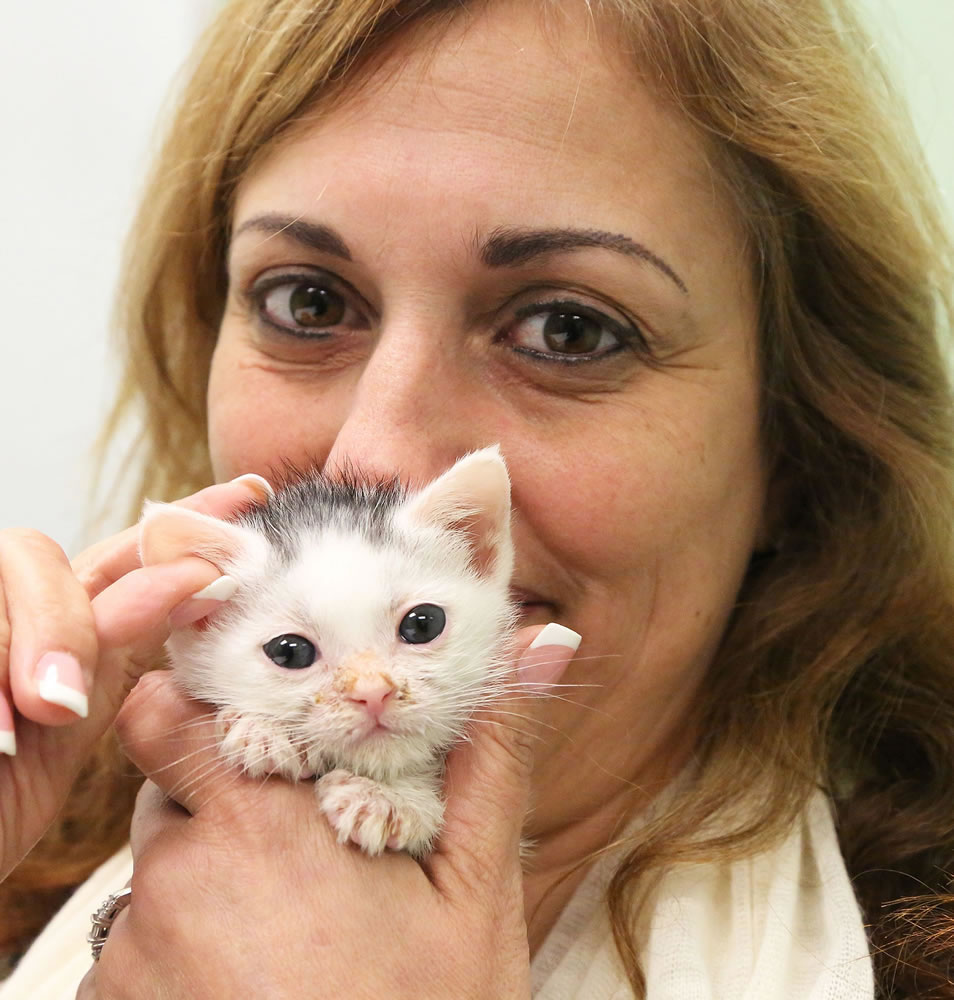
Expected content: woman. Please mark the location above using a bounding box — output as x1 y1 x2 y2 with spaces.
1 0 953 996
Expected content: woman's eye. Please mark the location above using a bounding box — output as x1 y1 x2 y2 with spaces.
508 302 638 361
285 283 345 327
251 274 367 336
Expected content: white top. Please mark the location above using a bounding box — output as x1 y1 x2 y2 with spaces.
2 843 133 999
3 791 872 999
532 789 873 999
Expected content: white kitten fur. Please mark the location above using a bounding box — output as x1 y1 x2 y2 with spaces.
141 448 516 856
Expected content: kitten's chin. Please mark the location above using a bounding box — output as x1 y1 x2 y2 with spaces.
342 714 395 743
333 731 439 780
351 722 392 743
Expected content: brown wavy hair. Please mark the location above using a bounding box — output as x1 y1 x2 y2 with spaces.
4 1 953 995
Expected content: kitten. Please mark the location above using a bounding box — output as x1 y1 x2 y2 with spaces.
139 447 516 857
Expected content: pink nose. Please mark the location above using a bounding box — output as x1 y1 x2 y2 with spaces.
346 676 396 719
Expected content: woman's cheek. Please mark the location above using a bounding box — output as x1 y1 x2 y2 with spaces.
206 338 346 480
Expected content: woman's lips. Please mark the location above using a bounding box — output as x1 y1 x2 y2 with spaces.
510 587 556 618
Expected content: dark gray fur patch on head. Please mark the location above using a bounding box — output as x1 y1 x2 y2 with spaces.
235 464 406 563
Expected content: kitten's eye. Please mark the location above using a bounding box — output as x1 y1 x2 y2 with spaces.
398 604 446 644
263 634 317 669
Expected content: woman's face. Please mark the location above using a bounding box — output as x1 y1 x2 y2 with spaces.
209 0 765 824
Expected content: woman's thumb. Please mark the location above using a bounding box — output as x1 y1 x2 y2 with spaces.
429 622 581 892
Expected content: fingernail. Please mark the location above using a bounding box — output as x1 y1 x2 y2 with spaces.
529 623 582 652
230 473 274 500
169 575 238 628
35 652 89 719
519 623 582 690
192 575 238 601
0 693 15 756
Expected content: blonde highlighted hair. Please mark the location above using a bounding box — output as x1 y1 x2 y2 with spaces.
4 1 953 995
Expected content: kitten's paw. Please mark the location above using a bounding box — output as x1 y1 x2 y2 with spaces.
216 711 316 780
317 771 400 855
316 770 438 857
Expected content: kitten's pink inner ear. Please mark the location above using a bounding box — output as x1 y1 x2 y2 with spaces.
451 510 505 578
404 448 512 579
139 502 252 572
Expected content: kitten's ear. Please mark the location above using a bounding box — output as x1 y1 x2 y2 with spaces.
139 501 260 572
401 446 513 582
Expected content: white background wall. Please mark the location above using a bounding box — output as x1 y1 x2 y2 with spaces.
1 1 952 556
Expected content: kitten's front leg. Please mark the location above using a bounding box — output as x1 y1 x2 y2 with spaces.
216 710 316 781
316 768 444 857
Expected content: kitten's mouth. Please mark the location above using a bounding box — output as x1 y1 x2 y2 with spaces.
348 718 393 743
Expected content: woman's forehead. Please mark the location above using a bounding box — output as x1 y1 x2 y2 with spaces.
232 0 752 319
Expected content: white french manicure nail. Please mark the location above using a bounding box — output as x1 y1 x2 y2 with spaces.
0 731 15 757
36 654 89 719
230 473 274 497
529 623 582 651
191 575 238 601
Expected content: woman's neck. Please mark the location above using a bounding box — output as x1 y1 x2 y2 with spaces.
522 763 681 956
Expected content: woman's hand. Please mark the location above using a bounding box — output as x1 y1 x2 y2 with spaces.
0 477 271 881
77 626 577 1000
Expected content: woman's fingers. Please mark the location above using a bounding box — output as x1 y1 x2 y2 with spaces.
0 479 268 731
0 479 270 881
26 556 226 742
129 779 190 858
73 475 273 600
0 545 225 737
91 558 223 661
114 671 234 816
429 623 580 894
0 528 101 727
76 478 273 723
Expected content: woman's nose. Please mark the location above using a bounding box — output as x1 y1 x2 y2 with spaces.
321 322 489 489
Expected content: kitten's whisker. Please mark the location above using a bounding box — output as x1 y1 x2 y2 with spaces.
500 681 604 690
468 717 546 744
167 757 242 801
168 747 235 781
494 689 618 718
496 681 598 697
119 716 221 749
170 762 261 808
118 733 219 752
472 708 565 737
499 653 622 669
163 712 222 730
142 733 233 746
168 748 289 803
142 743 221 777
488 714 656 793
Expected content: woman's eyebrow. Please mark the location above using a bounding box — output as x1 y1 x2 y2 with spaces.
231 214 688 295
479 226 688 295
232 214 353 260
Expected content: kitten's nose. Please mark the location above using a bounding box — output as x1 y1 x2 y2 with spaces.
346 674 397 719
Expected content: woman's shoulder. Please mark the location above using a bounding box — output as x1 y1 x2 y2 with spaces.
533 789 874 1000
